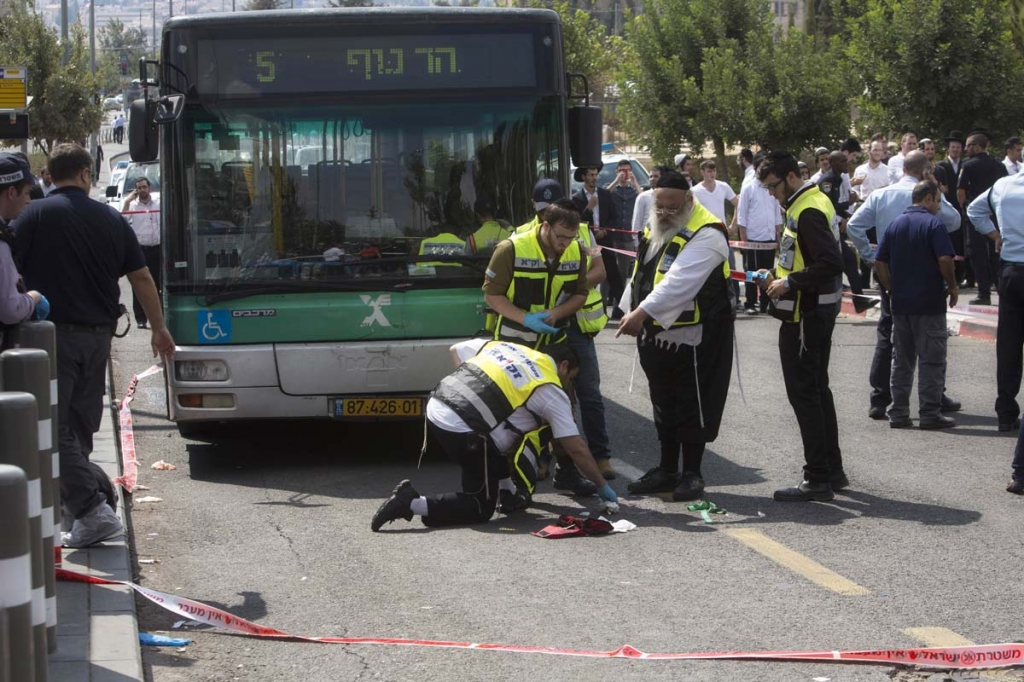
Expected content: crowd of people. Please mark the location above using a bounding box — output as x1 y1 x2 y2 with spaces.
374 129 1024 531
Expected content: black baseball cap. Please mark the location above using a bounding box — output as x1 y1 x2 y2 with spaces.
0 152 36 188
473 196 496 215
532 178 564 211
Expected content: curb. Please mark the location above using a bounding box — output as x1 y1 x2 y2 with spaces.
956 317 998 342
49 367 143 682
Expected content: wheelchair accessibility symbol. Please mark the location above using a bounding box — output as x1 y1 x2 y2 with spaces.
198 310 232 344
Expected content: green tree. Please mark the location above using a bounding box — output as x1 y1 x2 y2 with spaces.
0 3 102 154
326 0 375 6
245 0 287 8
549 0 620 108
848 0 1024 140
96 19 150 96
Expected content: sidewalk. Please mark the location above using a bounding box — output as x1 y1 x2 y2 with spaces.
840 290 1000 342
47 135 143 682
49 385 143 682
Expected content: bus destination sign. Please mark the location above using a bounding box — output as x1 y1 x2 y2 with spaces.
198 34 537 96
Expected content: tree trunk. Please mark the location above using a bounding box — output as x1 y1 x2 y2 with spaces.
712 135 730 185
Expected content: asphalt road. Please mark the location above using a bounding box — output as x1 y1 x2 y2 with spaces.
109 288 1024 682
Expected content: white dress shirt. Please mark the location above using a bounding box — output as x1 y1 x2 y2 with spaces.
584 187 600 226
125 196 161 246
887 153 907 184
853 161 890 200
632 189 654 234
1003 157 1021 176
619 226 729 347
736 170 781 241
847 175 961 262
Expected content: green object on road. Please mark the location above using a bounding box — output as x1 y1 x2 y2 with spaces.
686 500 726 523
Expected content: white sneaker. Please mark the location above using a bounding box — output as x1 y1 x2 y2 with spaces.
62 503 123 548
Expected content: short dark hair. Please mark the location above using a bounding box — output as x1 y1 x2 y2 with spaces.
870 132 886 142
739 148 754 164
539 343 580 373
543 199 581 232
135 176 151 188
699 159 716 171
912 180 940 204
1007 136 1023 149
48 143 92 183
758 151 800 182
617 159 631 168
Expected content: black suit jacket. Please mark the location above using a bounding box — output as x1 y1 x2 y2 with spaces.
934 158 962 210
571 187 616 229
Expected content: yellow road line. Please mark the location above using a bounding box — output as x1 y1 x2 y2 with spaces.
903 627 975 647
722 528 870 596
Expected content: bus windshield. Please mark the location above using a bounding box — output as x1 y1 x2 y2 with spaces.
168 98 562 294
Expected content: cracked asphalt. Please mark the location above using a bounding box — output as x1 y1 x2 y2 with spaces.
111 279 1024 682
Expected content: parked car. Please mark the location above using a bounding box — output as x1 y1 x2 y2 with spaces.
102 97 121 111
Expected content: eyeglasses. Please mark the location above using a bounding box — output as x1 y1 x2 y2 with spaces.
653 206 682 216
762 178 785 191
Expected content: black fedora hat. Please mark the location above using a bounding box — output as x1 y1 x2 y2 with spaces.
944 130 966 144
573 162 603 183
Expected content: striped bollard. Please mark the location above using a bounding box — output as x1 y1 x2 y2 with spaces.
0 397 44 682
0 350 56 654
2 323 59 568
0 465 31 682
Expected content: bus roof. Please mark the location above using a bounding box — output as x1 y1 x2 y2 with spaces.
164 7 560 32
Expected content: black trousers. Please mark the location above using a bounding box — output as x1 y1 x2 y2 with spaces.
422 420 510 527
598 235 624 310
743 242 775 310
133 245 162 325
996 264 1024 424
840 239 867 303
778 313 843 483
969 222 999 297
56 327 113 518
638 315 734 474
869 289 894 409
950 227 967 285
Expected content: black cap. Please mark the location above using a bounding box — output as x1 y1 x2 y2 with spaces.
968 128 993 141
944 130 966 144
0 152 36 188
532 178 564 210
473 196 496 215
654 171 691 191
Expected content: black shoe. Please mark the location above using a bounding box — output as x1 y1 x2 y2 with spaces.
743 305 758 315
773 480 834 502
919 415 956 430
889 418 913 429
498 489 530 514
968 296 991 305
940 396 962 413
830 470 850 491
553 466 597 497
627 467 679 494
371 480 419 532
1007 479 1024 495
137 321 148 329
869 406 887 420
999 418 1022 432
609 308 624 320
672 473 706 501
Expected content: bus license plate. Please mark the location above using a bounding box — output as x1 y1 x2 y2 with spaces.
334 397 423 418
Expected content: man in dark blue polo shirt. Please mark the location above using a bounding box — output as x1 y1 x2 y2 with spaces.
13 143 176 548
874 181 959 430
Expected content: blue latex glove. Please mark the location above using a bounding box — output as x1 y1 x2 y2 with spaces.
746 270 767 283
139 632 191 647
522 311 560 334
597 483 618 504
33 294 49 320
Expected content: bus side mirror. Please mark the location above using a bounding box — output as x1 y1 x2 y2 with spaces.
568 105 602 169
105 186 118 198
129 98 158 163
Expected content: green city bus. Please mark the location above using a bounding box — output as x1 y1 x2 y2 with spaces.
129 7 600 436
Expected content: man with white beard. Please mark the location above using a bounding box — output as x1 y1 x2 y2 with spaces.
615 171 734 502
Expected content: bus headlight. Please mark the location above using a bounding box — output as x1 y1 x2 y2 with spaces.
175 360 229 382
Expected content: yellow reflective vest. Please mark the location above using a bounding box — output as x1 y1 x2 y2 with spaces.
432 341 564 436
418 233 466 266
495 228 582 348
772 186 840 323
630 201 731 328
467 220 512 255
514 215 540 235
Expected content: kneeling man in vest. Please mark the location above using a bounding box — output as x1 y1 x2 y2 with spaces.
371 340 618 530
757 151 847 502
615 171 735 501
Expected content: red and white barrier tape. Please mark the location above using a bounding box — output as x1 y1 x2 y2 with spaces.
112 364 164 494
53 569 1024 669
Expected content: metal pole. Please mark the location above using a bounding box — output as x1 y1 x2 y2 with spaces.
0 464 32 682
89 0 97 173
60 0 70 66
0 394 45 682
4 323 59 573
0 350 56 654
170 0 173 17
152 0 157 56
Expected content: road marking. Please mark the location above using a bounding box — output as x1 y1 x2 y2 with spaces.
903 627 975 647
723 528 870 596
610 458 645 482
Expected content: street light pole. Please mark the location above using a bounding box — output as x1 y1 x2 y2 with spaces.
60 0 69 65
